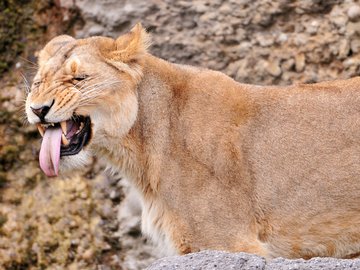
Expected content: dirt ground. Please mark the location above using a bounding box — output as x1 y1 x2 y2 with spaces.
1 0 360 269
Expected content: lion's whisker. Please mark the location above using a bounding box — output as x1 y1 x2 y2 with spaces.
79 80 120 92
21 73 31 95
78 81 121 101
19 56 38 66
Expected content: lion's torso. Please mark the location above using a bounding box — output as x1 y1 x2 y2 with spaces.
132 58 360 258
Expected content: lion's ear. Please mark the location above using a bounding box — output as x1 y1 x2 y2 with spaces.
38 35 75 65
110 23 151 63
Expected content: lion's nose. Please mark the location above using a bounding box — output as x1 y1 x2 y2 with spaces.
31 100 54 122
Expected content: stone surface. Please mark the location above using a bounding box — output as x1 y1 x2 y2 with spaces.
347 5 360 21
147 251 266 270
72 0 360 86
147 250 360 270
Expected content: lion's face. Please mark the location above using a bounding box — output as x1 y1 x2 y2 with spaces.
25 24 149 176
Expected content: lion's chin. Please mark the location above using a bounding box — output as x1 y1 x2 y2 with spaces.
58 151 93 176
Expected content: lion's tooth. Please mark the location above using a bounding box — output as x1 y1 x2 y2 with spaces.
61 134 69 145
37 124 45 137
60 121 67 135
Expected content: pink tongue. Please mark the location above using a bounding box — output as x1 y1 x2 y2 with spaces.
39 127 62 177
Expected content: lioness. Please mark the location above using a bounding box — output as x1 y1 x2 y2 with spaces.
25 23 360 259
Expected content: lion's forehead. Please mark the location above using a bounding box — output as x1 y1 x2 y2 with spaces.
36 37 117 84
37 58 77 83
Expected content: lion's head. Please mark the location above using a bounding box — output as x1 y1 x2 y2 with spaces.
25 23 150 176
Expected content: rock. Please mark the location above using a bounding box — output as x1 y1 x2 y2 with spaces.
347 5 360 21
266 61 282 77
350 39 360 53
330 6 348 28
338 39 350 59
277 33 288 43
147 251 265 270
347 21 360 35
306 20 320 35
282 58 295 71
295 53 306 72
71 0 360 86
88 24 105 36
270 256 360 270
293 33 309 46
109 189 121 201
343 57 360 68
256 33 275 47
82 248 94 261
98 201 113 219
147 250 360 270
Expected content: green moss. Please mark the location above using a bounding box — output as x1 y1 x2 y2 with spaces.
0 109 13 124
0 1 27 74
0 144 20 171
0 213 7 236
0 0 83 77
0 0 42 75
2 144 19 156
0 172 8 188
0 214 7 228
24 174 41 191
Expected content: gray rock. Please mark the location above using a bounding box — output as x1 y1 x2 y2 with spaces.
266 61 282 77
347 5 360 21
295 53 306 73
306 20 320 35
147 250 360 270
72 0 360 86
351 39 360 53
147 250 266 270
269 257 360 270
338 39 350 59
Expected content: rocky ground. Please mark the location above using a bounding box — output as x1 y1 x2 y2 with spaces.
1 0 360 269
148 250 360 270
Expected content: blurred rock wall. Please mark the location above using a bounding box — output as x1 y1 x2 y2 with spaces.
73 0 360 85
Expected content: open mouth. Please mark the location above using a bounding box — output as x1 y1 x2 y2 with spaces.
36 115 91 177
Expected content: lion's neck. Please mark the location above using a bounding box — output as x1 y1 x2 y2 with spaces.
97 54 187 197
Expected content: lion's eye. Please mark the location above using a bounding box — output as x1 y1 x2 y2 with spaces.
33 81 41 87
73 75 89 83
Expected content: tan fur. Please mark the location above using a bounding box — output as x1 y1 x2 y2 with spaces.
26 24 360 259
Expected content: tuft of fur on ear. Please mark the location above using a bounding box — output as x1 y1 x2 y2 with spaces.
65 57 81 75
38 35 75 65
110 23 151 63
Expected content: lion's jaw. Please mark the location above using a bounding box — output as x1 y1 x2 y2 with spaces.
60 89 139 175
25 24 148 176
